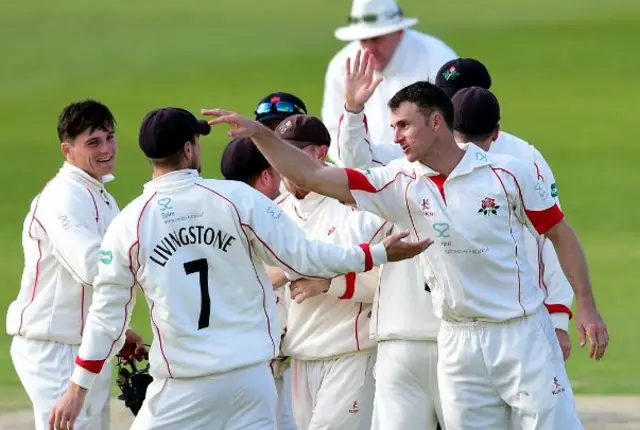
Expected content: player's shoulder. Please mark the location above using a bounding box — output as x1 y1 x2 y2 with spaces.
109 193 156 230
494 130 535 156
196 177 256 201
379 157 416 177
407 29 457 57
38 172 94 212
196 178 274 218
487 150 532 178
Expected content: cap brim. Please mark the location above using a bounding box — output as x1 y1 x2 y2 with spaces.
257 113 290 125
196 120 211 136
334 18 418 41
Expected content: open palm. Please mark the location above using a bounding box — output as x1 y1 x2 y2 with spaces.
344 49 383 113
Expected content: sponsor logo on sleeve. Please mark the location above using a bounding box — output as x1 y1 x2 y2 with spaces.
534 182 549 200
550 182 558 198
99 249 113 265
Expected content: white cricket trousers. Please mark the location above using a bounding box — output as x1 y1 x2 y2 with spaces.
290 351 376 430
275 368 297 430
371 339 444 430
437 307 583 430
131 362 277 430
10 336 111 430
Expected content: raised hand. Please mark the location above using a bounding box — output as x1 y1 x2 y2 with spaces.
344 49 383 113
382 230 434 262
201 109 266 138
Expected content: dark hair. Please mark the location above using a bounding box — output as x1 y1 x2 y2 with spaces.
57 99 116 143
454 130 494 144
388 81 454 130
149 134 198 167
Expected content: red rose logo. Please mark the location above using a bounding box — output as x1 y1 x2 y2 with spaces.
478 197 500 216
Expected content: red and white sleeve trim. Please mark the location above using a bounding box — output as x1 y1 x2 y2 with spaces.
526 204 564 235
71 362 101 389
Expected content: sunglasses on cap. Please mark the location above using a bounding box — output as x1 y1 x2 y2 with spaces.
347 9 403 24
255 101 306 116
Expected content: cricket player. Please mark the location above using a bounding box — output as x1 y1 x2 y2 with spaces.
6 99 145 430
335 52 575 360
255 91 308 131
272 115 392 430
333 49 445 430
203 83 609 429
322 0 456 149
48 107 429 430
220 136 296 430
252 91 308 430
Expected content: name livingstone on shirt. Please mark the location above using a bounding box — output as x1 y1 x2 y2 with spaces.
150 225 237 267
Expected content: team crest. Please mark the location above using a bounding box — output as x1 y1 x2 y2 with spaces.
442 65 460 81
277 119 295 135
478 197 500 216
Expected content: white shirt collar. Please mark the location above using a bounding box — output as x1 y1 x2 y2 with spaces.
144 169 200 192
60 162 112 190
412 143 492 179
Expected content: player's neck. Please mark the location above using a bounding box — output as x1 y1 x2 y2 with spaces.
418 136 465 177
473 140 492 152
151 166 193 179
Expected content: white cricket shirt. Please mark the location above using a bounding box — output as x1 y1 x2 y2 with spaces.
277 191 389 359
70 170 388 389
336 109 574 330
345 144 565 323
6 162 119 345
322 29 457 154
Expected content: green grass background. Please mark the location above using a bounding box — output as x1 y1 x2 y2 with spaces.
1 0 638 410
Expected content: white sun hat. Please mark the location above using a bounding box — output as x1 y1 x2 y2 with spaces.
334 0 418 42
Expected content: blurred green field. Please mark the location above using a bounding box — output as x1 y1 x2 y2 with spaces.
1 0 639 411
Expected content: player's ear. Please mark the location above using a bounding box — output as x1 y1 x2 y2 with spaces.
259 168 271 185
491 125 500 142
431 112 442 131
317 145 329 161
61 141 72 160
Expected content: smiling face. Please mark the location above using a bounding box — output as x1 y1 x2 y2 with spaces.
57 99 118 180
61 127 116 179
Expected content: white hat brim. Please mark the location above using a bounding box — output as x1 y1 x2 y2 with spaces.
334 17 418 41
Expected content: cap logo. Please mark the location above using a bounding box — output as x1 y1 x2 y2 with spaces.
278 119 295 135
442 65 460 81
270 96 281 103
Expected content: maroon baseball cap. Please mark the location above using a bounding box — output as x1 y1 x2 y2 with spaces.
275 114 331 148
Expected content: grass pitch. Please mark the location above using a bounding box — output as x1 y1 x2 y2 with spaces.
0 0 638 409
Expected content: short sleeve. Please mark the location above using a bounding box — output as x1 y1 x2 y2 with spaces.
513 162 565 235
345 165 412 225
532 147 561 208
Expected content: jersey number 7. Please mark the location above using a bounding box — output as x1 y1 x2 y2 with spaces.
183 258 211 330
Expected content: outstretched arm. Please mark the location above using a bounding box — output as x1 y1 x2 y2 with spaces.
205 110 355 204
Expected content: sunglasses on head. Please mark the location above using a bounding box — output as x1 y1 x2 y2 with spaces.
255 101 306 116
347 9 403 24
